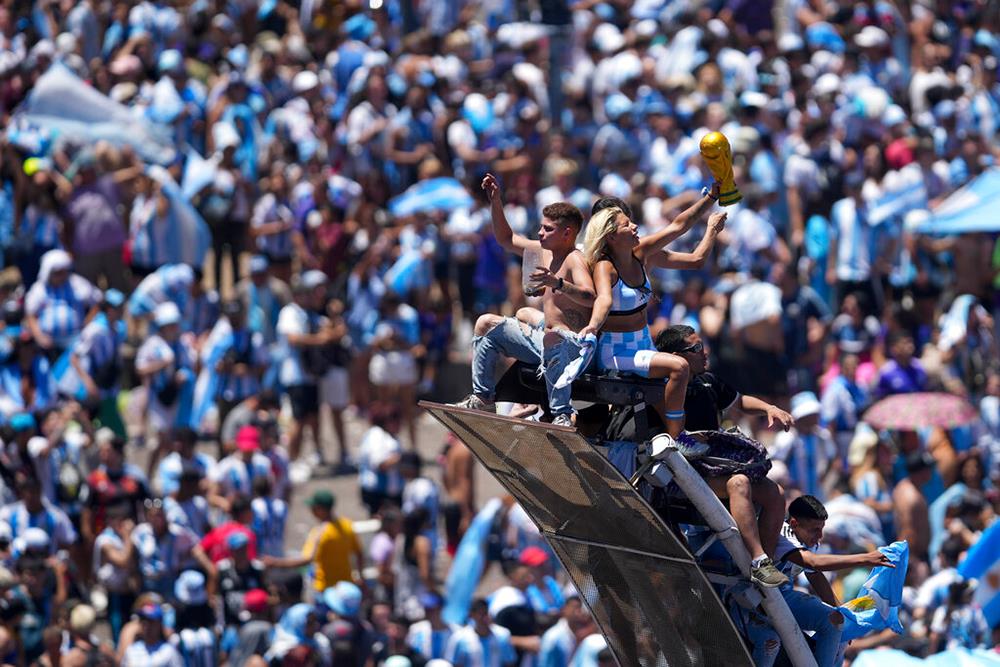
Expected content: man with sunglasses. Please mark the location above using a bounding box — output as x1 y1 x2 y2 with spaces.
654 324 794 588
655 325 793 433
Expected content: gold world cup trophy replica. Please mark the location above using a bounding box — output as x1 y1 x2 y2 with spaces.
699 131 742 206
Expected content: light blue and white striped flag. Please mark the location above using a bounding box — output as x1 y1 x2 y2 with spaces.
389 177 473 217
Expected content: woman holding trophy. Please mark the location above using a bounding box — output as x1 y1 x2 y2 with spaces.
579 131 740 446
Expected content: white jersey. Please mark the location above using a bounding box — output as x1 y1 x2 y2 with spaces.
774 522 819 585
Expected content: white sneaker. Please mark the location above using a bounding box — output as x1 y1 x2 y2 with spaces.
551 414 574 428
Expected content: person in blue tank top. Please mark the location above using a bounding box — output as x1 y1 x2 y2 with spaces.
580 184 725 447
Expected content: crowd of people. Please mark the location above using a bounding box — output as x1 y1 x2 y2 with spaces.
0 0 997 665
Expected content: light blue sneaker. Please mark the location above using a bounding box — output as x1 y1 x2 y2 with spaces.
673 432 711 460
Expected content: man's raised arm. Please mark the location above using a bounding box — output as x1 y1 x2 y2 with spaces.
482 172 539 256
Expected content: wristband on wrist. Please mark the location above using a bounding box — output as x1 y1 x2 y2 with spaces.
556 277 565 292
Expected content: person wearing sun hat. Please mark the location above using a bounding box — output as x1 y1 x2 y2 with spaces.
263 489 365 593
770 391 838 500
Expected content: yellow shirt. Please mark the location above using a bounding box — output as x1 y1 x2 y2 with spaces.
302 516 360 591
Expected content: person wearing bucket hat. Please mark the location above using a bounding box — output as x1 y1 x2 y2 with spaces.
771 392 837 500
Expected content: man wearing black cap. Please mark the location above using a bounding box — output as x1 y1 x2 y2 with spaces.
893 450 934 563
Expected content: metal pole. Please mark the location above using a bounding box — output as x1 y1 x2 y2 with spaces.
652 443 819 667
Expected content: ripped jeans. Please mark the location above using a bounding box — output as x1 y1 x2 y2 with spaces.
471 317 543 400
470 318 583 417
541 329 590 417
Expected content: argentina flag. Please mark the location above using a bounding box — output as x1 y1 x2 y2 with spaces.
8 63 176 164
958 519 1000 627
388 177 473 217
839 541 909 641
189 318 234 433
145 166 212 269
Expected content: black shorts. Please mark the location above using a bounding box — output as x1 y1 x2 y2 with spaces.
286 384 319 419
361 489 401 516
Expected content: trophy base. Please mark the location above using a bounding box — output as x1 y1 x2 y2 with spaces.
719 190 742 207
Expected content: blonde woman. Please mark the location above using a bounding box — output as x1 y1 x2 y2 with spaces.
580 186 722 445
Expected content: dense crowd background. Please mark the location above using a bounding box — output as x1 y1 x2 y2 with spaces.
0 0 997 665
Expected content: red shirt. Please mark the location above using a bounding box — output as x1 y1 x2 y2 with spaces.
200 521 258 563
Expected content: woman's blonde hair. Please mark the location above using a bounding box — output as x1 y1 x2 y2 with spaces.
583 207 624 267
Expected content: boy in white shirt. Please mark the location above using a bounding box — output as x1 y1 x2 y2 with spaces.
774 495 892 667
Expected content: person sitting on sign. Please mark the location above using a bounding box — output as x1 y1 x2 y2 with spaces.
579 183 722 447
451 173 595 427
655 324 794 589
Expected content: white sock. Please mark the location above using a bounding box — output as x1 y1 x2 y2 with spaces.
751 554 768 567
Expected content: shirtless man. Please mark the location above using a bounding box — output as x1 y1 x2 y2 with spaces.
452 173 595 426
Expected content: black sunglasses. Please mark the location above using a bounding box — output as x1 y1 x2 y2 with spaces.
678 341 704 354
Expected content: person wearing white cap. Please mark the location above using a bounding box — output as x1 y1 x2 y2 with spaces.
136 301 195 471
24 249 102 355
770 391 837 500
276 271 333 461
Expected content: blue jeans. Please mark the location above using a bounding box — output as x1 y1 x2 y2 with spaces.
541 329 587 417
471 318 543 400
780 588 843 667
746 613 782 667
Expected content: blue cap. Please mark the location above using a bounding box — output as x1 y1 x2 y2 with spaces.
604 93 633 120
174 570 208 605
10 412 35 433
249 255 269 274
975 29 997 51
104 289 125 308
343 14 375 41
806 22 846 54
226 531 250 550
322 581 362 617
137 603 164 621
643 100 671 116
416 71 436 88
158 49 182 73
418 591 444 609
